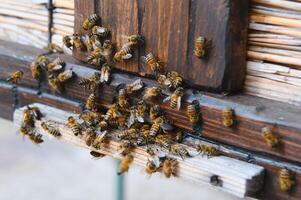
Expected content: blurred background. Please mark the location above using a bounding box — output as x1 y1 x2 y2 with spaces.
0 117 243 200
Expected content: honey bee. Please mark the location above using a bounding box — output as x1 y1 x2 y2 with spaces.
28 131 44 144
48 74 62 93
92 131 108 149
47 57 65 72
87 34 102 52
119 140 136 156
86 93 97 111
169 144 190 160
80 111 96 127
136 100 147 122
117 154 134 175
90 151 106 158
278 168 294 192
82 14 100 30
164 87 184 110
92 26 110 38
174 130 185 143
22 108 34 127
114 42 135 62
41 121 61 137
149 105 162 121
117 89 130 112
19 126 30 137
57 69 74 83
156 74 172 88
155 134 173 149
222 108 234 127
36 55 49 68
127 34 143 45
73 34 86 51
194 36 207 58
166 71 183 88
28 106 42 120
46 43 64 53
196 144 219 158
30 61 42 80
67 116 82 136
104 103 121 121
6 70 23 84
99 120 108 131
145 157 160 175
187 100 201 131
144 53 164 73
100 40 114 63
100 63 111 83
79 72 101 91
86 48 105 65
262 127 279 148
62 35 73 49
162 157 178 178
143 87 161 100
117 128 138 140
84 128 96 146
125 79 144 94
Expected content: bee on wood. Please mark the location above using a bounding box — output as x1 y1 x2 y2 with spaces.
47 57 65 72
194 36 207 58
143 87 162 101
125 79 144 95
62 35 73 49
196 144 219 158
169 144 190 160
100 40 114 64
84 128 96 146
278 168 294 192
67 116 82 136
6 70 23 84
27 106 43 121
41 121 61 137
73 34 86 51
117 88 130 112
118 128 138 140
28 131 44 144
114 42 135 62
86 93 97 111
87 34 102 52
164 87 184 110
262 127 279 148
145 157 160 176
136 100 147 122
167 71 183 89
57 69 74 83
86 48 105 65
90 151 106 158
162 157 178 178
36 55 49 69
92 26 110 38
30 61 42 80
144 52 164 73
118 154 134 175
155 134 173 149
104 103 121 121
48 74 62 93
46 43 63 53
100 63 111 83
80 111 96 127
149 105 163 121
222 108 234 127
187 100 201 131
79 72 101 91
82 14 100 30
92 131 108 149
156 74 172 88
119 140 136 156
127 34 143 45
151 116 174 137
22 108 34 127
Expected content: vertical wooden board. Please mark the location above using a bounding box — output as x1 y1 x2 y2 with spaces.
139 0 190 75
73 0 96 61
98 0 139 72
187 0 248 91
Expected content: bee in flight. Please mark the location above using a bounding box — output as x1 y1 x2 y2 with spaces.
162 157 178 178
117 154 134 175
6 70 23 84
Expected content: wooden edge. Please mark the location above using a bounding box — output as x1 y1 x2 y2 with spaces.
13 103 265 198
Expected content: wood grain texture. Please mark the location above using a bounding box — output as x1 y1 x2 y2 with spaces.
73 0 249 92
0 40 301 163
98 0 139 72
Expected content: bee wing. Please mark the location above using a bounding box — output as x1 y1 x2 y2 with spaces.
122 53 133 60
177 96 182 110
160 122 174 132
163 96 171 103
100 70 109 83
130 79 144 91
136 115 145 123
127 111 136 128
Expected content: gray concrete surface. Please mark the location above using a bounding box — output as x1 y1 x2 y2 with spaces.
0 118 243 200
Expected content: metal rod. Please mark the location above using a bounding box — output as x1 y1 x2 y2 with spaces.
115 160 125 200
47 0 54 44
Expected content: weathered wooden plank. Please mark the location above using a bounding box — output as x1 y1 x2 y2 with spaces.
14 103 265 198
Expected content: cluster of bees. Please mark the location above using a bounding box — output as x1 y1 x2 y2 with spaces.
6 13 294 191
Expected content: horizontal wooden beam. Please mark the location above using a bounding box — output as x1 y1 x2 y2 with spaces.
0 40 300 164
